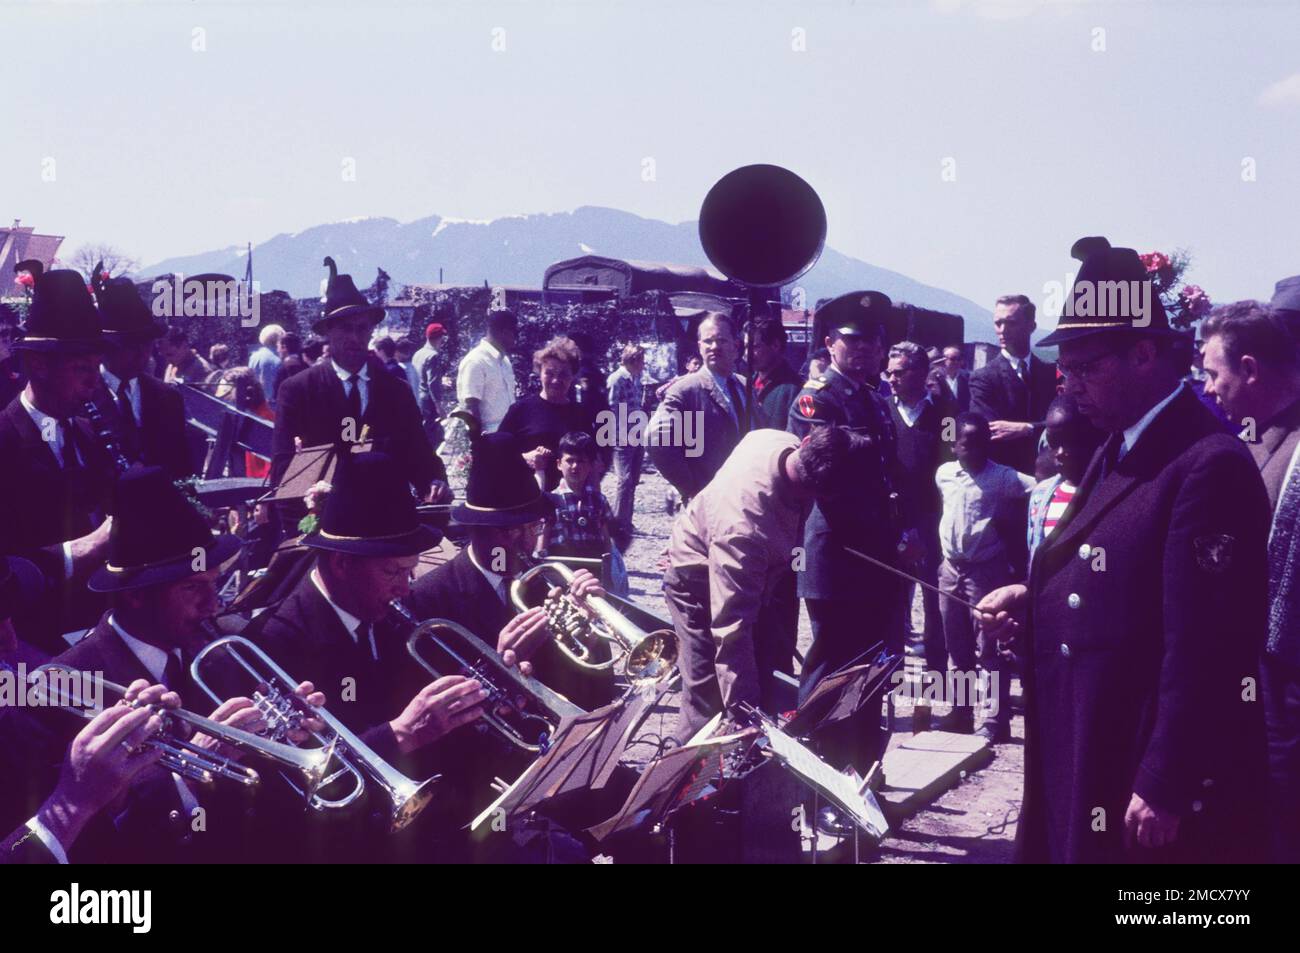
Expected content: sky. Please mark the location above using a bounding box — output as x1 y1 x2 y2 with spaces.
4 0 1299 326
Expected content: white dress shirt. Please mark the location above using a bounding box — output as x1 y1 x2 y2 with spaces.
893 393 930 429
108 614 178 684
456 338 516 434
100 366 142 424
311 569 378 659
1001 349 1031 381
330 358 370 418
467 543 511 605
1119 383 1185 462
20 391 82 468
22 392 86 578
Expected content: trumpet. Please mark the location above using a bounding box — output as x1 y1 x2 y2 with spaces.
29 663 326 791
509 561 677 683
391 601 585 754
190 636 438 833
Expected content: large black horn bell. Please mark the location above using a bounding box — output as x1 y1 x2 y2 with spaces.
698 164 826 288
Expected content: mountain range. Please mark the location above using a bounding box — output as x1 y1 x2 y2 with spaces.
139 206 996 341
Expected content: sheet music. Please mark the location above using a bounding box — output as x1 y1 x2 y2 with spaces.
762 722 890 839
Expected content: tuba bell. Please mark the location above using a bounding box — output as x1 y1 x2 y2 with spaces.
509 560 677 684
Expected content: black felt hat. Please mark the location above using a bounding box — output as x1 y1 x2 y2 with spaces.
301 451 442 556
94 270 166 341
88 468 242 593
315 256 384 335
815 290 892 337
451 432 555 527
14 265 104 354
1039 239 1176 347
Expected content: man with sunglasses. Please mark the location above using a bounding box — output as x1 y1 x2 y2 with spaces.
976 238 1270 864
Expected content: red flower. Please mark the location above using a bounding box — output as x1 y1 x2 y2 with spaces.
1139 251 1171 273
15 272 34 288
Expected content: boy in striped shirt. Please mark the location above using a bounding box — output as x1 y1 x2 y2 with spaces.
1027 395 1105 560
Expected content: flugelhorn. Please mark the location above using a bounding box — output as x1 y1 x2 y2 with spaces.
391 601 585 754
509 561 677 683
190 636 438 833
28 663 327 791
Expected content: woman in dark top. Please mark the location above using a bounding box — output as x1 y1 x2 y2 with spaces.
498 336 603 491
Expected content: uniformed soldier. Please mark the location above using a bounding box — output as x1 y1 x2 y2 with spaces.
787 291 910 833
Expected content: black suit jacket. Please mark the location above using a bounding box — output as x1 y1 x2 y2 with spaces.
888 396 949 529
270 357 442 495
240 573 406 764
969 353 1058 473
2 615 253 863
941 369 971 412
89 373 193 480
0 396 115 649
1018 387 1271 864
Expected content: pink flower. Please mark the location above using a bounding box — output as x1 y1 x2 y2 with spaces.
15 271 34 288
1180 284 1212 317
1140 251 1171 273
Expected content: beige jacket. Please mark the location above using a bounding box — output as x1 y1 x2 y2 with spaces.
668 429 805 709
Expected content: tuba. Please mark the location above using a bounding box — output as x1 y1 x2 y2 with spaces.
509 560 677 684
698 164 827 430
190 636 438 833
29 663 328 792
391 601 585 754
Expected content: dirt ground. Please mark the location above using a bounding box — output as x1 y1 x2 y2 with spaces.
608 460 1024 864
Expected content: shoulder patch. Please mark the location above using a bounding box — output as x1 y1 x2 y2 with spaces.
803 378 827 390
797 394 819 418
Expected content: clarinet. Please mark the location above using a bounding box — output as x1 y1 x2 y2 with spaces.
83 399 133 474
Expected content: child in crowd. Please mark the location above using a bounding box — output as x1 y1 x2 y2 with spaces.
934 412 1036 741
545 431 628 595
1027 395 1105 561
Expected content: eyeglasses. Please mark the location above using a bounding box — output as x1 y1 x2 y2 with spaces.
1057 351 1121 383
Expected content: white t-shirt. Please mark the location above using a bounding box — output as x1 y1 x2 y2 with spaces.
456 338 516 433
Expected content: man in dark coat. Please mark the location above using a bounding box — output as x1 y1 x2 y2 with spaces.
1197 299 1300 861
970 294 1058 474
787 292 909 829
977 240 1271 864
0 267 115 650
0 467 266 863
885 340 951 674
270 257 446 500
938 346 972 412
90 273 193 480
648 312 765 501
238 451 491 859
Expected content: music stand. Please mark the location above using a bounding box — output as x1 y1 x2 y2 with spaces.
583 714 761 846
470 691 650 833
782 645 903 739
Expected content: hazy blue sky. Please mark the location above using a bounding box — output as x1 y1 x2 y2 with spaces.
5 0 1298 325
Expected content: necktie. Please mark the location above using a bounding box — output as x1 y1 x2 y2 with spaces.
1098 432 1122 480
725 377 745 430
344 374 363 426
357 622 378 662
117 379 137 431
58 419 79 469
162 651 185 693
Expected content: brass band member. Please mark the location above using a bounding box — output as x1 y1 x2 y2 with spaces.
0 267 115 651
408 431 612 710
270 257 448 502
1 468 322 862
89 272 193 480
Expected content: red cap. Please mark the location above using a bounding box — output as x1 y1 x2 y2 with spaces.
425 322 446 339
